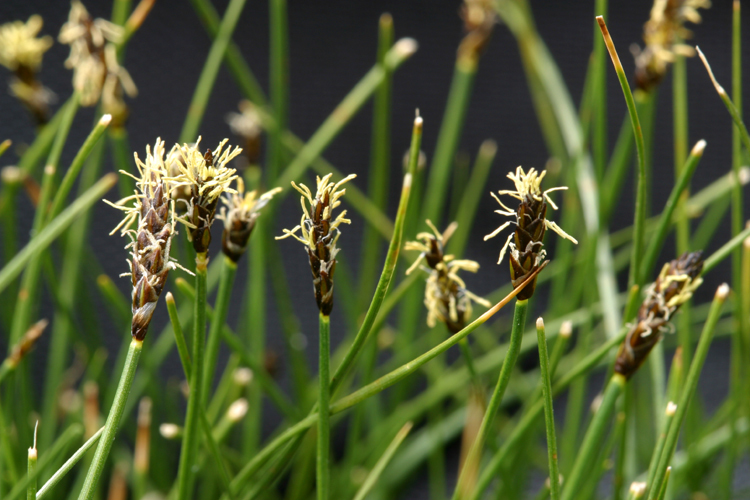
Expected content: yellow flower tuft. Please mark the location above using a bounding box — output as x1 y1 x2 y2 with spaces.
0 15 53 72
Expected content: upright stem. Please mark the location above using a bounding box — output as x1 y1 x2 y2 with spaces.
536 318 560 500
452 299 528 500
177 252 208 500
27 443 37 500
317 313 331 500
560 374 626 500
77 338 143 500
202 257 237 406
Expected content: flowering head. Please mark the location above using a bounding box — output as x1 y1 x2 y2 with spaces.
59 1 137 113
105 139 188 340
218 178 281 262
276 173 356 316
167 137 241 254
614 251 704 379
406 220 491 333
0 16 54 124
633 0 710 91
0 16 53 73
485 167 576 300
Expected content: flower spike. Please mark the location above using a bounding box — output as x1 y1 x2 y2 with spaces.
485 166 576 299
218 178 281 262
614 251 703 379
405 220 491 333
276 173 356 316
105 138 189 340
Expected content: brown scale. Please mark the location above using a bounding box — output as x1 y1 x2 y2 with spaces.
614 251 703 379
130 177 173 340
306 189 338 316
510 194 547 300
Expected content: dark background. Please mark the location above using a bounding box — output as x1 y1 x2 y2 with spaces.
1 0 749 496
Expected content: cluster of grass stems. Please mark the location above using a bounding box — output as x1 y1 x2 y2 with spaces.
1 0 750 499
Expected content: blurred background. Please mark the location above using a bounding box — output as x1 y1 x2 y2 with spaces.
1 0 748 496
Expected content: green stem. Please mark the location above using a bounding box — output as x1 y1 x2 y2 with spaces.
268 0 288 183
328 113 422 396
317 313 331 500
0 174 117 296
77 339 142 500
640 140 705 284
647 284 728 499
179 0 248 144
536 318 560 500
166 292 191 377
273 39 416 194
202 257 237 406
45 113 110 224
596 17 646 289
452 299 528 500
352 422 413 500
176 252 208 500
27 445 37 500
358 12 394 313
7 425 83 500
37 427 103 499
560 373 626 500
188 0 267 106
40 131 107 456
447 140 497 257
645 403 676 493
165 290 237 500
421 57 477 225
222 265 544 498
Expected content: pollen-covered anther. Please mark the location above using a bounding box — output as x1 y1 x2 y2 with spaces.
276 173 356 316
406 220 490 333
485 166 576 299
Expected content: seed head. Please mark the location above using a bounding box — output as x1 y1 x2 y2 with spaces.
485 167 576 300
166 137 241 254
276 173 356 316
406 220 491 333
105 138 187 340
614 251 703 379
0 16 53 72
633 0 710 91
218 178 281 262
59 1 137 111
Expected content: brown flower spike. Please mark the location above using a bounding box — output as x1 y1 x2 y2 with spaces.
633 0 710 91
106 139 186 340
405 220 490 333
614 251 703 379
218 178 281 262
277 173 356 316
485 167 577 300
166 137 241 254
